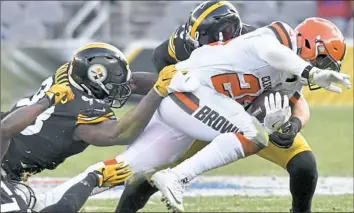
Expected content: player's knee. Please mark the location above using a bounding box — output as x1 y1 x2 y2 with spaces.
287 151 318 180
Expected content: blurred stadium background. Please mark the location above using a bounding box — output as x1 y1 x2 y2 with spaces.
1 1 353 212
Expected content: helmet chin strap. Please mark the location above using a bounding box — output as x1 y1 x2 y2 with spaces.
96 81 110 95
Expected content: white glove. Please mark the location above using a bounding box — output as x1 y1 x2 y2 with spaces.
264 92 291 133
309 67 351 93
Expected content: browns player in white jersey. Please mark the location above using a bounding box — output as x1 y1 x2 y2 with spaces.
151 17 350 212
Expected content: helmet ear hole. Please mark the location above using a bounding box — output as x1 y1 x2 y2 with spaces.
305 39 311 49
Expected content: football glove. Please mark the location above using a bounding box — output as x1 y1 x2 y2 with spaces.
90 162 132 187
263 92 291 133
308 67 351 93
45 84 74 106
269 116 302 149
154 65 187 97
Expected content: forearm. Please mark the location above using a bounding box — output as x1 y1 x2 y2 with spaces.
291 96 310 128
265 45 311 77
257 35 312 77
115 89 162 144
40 173 98 213
131 72 158 95
1 98 49 142
75 89 163 146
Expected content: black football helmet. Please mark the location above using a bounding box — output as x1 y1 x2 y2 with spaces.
68 42 132 108
184 1 243 53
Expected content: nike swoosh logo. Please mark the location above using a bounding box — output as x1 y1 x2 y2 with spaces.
272 120 281 128
94 108 106 113
167 187 181 205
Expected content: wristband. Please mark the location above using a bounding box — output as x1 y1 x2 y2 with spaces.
289 116 302 133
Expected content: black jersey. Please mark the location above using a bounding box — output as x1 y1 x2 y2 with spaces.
1 63 116 181
152 24 257 72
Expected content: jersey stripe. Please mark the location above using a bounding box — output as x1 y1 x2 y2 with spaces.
268 22 293 50
168 32 178 62
75 43 120 55
289 91 301 107
169 92 199 115
76 112 115 125
190 1 226 39
55 63 70 86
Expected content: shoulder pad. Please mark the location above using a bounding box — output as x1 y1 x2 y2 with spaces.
76 104 116 125
168 25 191 62
267 21 296 51
54 63 70 86
59 88 116 125
168 26 182 62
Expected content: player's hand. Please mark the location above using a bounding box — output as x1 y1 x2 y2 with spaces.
309 67 351 93
91 162 132 187
154 65 187 97
45 84 74 106
269 117 302 149
263 92 291 133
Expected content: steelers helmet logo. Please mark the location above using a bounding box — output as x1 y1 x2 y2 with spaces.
88 64 108 82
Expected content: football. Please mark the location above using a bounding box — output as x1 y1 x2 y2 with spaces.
247 90 287 124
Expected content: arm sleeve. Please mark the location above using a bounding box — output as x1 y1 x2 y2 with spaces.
152 39 177 72
40 173 98 213
251 34 312 77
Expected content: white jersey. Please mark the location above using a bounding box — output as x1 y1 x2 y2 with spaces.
174 21 310 107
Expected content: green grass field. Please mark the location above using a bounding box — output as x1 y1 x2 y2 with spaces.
81 195 354 212
34 106 352 212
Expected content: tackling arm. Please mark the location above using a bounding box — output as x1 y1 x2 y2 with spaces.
130 72 158 95
1 84 74 159
0 99 50 159
74 65 180 146
254 34 311 77
291 95 310 128
74 89 163 146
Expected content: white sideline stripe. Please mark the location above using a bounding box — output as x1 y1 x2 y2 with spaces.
28 176 353 200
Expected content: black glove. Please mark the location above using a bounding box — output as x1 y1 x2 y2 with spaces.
269 117 302 149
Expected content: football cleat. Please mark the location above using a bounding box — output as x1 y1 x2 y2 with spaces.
151 169 185 212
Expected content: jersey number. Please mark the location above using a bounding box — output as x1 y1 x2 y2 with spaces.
16 77 56 136
1 181 21 212
211 73 261 107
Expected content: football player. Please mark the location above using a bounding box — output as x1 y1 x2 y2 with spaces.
115 2 320 213
0 42 182 211
151 17 350 212
116 1 258 212
1 83 129 212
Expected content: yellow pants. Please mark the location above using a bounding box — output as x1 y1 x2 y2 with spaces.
171 133 311 170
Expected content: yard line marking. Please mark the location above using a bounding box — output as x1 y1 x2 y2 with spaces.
28 176 353 199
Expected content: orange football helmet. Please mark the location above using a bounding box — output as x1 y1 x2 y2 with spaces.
295 17 346 73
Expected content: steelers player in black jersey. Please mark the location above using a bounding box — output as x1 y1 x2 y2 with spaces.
114 1 257 213
1 83 130 212
152 1 257 72
1 42 180 186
